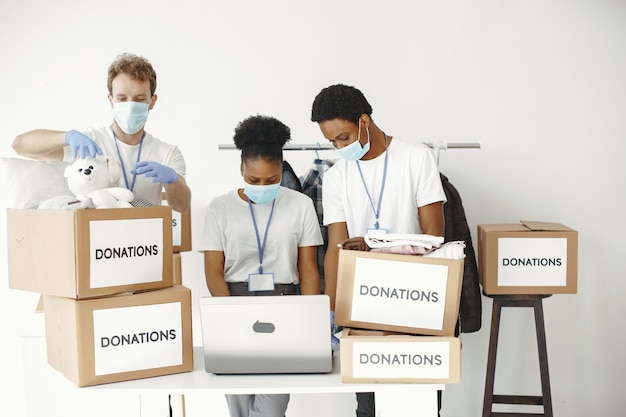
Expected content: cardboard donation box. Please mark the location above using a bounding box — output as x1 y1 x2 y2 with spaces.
478 221 578 294
335 249 464 336
173 253 182 285
162 193 192 252
7 206 173 299
340 328 461 384
43 285 193 387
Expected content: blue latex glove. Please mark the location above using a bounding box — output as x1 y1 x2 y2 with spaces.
132 161 178 184
65 130 103 159
330 311 340 346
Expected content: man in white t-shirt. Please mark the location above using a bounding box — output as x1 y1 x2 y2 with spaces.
311 84 447 417
12 53 191 213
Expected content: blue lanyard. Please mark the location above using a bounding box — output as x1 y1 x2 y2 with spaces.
111 126 145 192
355 134 389 230
247 199 276 274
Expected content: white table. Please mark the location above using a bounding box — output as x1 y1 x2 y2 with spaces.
95 347 443 416
11 337 443 417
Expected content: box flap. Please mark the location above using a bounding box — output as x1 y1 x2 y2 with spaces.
479 221 575 233
478 223 528 232
35 294 44 313
343 328 408 337
520 220 574 232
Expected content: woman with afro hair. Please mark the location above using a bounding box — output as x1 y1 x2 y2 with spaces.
197 115 323 417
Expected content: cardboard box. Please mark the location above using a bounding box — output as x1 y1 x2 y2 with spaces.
335 249 464 336
478 221 578 294
173 253 182 285
162 193 192 252
43 285 193 387
340 328 461 384
7 206 173 299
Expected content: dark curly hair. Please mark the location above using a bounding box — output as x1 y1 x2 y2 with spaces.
234 115 291 163
107 53 157 96
310 84 373 124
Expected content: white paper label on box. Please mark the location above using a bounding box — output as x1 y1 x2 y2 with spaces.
163 199 182 246
497 238 568 286
93 302 183 376
171 211 182 246
351 257 448 330
352 341 450 379
90 218 164 288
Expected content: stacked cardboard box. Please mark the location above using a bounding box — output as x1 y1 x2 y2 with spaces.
6 206 193 386
334 249 463 384
162 192 192 284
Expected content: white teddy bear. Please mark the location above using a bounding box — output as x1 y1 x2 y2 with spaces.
64 157 134 209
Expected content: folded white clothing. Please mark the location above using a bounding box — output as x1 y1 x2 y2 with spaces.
423 241 466 260
370 244 434 256
364 232 444 249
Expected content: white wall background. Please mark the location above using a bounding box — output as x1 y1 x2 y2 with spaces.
1 0 625 416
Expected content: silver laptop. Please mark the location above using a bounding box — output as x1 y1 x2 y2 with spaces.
199 294 333 374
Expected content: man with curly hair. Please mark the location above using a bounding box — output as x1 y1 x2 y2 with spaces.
311 84 447 417
12 52 191 212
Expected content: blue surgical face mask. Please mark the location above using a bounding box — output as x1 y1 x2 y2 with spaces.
337 122 370 161
244 182 281 205
113 101 150 135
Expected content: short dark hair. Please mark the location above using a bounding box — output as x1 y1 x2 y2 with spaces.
233 115 291 164
311 84 373 125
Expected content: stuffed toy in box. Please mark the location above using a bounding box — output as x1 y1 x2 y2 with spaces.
62 157 134 209
33 157 134 209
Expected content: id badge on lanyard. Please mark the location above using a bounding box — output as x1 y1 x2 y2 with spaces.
247 199 276 292
358 134 390 238
111 126 145 192
248 273 275 292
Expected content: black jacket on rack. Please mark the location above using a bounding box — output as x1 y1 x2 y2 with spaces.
281 161 303 192
440 173 482 333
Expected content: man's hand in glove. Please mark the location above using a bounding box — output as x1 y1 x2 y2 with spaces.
132 161 178 184
65 130 103 159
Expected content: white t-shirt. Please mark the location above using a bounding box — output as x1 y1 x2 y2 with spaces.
63 126 186 206
323 138 446 237
197 187 323 284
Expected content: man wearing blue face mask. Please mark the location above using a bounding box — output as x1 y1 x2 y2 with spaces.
311 84 447 417
12 52 191 213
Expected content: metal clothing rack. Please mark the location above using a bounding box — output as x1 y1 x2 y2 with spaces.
217 142 481 151
218 141 481 164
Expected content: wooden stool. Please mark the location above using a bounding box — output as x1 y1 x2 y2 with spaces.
482 294 553 417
